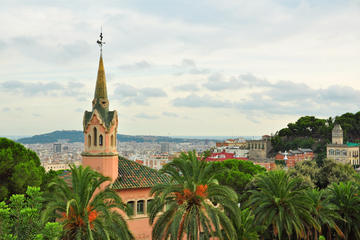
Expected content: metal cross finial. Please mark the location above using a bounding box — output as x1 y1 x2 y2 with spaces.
97 27 105 52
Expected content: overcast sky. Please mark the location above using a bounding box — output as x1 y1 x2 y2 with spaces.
1 0 359 136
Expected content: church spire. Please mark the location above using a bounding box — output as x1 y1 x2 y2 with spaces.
94 53 108 99
92 31 109 110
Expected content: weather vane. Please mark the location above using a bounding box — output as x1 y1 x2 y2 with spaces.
97 27 105 52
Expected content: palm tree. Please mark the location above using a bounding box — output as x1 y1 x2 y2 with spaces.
42 165 133 240
327 182 360 240
232 208 259 240
305 189 344 240
148 151 238 240
246 170 318 240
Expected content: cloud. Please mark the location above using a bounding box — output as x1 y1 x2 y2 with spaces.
0 80 86 98
10 37 91 64
113 84 167 105
173 94 232 108
173 72 360 117
118 60 151 71
135 113 158 119
2 107 10 112
174 59 210 76
203 73 270 91
162 111 178 117
173 83 199 92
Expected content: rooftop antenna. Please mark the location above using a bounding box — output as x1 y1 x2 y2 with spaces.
96 27 105 53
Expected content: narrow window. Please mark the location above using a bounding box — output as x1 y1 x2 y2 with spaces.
147 199 153 214
127 201 135 216
88 135 91 147
93 127 97 146
99 135 103 146
111 135 114 146
137 200 144 214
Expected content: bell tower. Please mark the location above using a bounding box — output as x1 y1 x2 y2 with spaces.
332 124 343 145
82 32 118 182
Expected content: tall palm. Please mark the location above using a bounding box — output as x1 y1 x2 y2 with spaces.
305 189 344 240
246 170 318 240
42 165 133 240
327 182 360 240
148 151 238 240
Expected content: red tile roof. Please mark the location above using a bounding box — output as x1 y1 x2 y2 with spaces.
112 157 171 190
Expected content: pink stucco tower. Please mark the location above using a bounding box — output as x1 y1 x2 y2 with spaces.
81 51 119 182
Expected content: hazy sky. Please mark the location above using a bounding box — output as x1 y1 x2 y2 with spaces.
1 0 360 136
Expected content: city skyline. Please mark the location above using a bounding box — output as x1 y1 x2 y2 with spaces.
1 0 360 136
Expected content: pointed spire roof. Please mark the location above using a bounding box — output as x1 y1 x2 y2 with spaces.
94 53 108 99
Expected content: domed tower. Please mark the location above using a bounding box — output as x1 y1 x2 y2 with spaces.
82 33 118 182
332 124 343 145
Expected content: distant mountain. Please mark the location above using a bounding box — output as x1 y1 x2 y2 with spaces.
17 130 213 144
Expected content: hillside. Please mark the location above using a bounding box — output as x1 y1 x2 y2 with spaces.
271 111 360 162
17 130 210 144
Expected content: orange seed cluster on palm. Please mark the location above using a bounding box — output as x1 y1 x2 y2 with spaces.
175 184 208 205
61 205 98 229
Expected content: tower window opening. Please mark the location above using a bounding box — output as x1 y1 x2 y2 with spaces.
94 127 97 146
88 135 91 147
99 135 103 146
111 135 114 146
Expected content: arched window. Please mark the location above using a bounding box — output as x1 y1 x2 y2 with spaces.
111 135 114 146
93 127 97 146
88 135 91 147
99 135 103 146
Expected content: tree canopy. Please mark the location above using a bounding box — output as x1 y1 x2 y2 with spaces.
208 159 266 201
0 138 45 201
288 159 359 189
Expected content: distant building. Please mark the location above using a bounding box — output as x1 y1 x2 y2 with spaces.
160 142 170 153
326 124 360 166
275 148 314 168
255 162 277 171
205 150 248 162
42 161 81 172
247 135 272 161
144 153 169 170
213 146 249 158
216 138 247 148
53 143 61 153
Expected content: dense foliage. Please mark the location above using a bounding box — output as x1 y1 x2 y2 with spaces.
0 138 45 201
0 186 62 240
288 159 359 189
208 159 266 201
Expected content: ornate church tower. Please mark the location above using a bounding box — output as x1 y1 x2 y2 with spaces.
82 33 118 182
